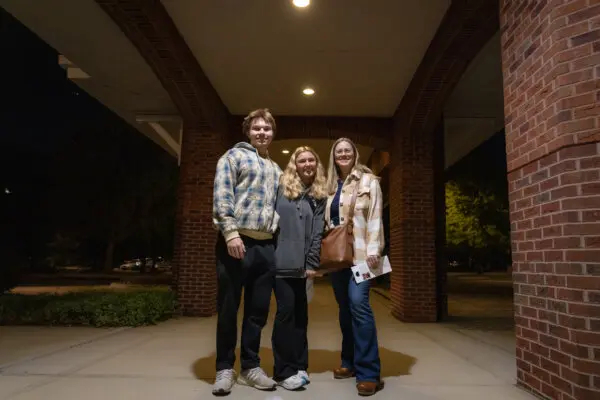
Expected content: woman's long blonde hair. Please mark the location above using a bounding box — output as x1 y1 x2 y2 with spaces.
281 146 327 199
326 137 372 195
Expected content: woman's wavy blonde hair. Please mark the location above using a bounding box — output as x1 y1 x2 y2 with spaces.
326 137 372 195
280 146 327 200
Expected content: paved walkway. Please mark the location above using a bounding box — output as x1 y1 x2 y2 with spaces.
0 282 536 399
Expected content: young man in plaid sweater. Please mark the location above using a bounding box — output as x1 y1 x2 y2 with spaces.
211 108 282 395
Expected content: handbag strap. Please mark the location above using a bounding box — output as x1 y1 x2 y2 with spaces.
345 172 362 227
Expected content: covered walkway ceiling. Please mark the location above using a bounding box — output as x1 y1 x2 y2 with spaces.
1 0 503 168
162 0 449 116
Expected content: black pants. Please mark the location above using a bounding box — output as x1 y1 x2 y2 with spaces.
215 234 275 371
272 277 309 381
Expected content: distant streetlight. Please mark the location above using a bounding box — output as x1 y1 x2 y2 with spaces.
4 188 11 194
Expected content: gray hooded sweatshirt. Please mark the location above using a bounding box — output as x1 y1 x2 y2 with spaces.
274 186 325 278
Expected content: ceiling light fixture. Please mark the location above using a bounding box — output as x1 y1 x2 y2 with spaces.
293 0 310 8
282 149 290 154
303 87 315 96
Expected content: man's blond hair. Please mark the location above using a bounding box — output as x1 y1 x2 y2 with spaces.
242 108 276 137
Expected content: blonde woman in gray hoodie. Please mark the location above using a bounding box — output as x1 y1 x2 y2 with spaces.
272 146 327 390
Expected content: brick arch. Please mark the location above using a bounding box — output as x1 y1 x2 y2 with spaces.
97 0 502 320
229 116 393 150
95 0 229 133
393 0 500 133
388 0 500 322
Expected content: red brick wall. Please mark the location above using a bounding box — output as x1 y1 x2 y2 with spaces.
389 126 438 322
501 1 600 399
172 125 230 316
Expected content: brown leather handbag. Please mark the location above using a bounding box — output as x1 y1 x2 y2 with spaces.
319 178 360 272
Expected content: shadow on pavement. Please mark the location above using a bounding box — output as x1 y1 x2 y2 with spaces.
192 346 416 382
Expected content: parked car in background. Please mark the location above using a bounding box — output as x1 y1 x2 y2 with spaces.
119 258 143 271
153 256 171 271
119 257 171 272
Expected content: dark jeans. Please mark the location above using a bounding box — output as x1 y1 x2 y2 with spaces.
272 277 309 381
215 234 275 371
331 268 381 382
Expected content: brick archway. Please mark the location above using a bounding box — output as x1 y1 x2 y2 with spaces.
95 0 229 132
388 0 500 322
95 0 502 321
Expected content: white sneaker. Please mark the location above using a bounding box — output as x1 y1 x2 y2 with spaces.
238 367 276 390
212 369 236 396
278 373 307 390
298 370 310 384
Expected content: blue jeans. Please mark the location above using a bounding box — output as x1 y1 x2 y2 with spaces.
330 269 381 382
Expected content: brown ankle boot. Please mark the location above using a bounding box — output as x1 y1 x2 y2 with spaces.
356 381 384 396
333 367 355 379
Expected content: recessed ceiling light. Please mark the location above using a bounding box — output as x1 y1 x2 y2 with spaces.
303 87 315 96
293 0 310 8
282 149 290 154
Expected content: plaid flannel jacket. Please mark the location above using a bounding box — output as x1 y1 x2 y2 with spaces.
212 142 282 241
324 170 384 264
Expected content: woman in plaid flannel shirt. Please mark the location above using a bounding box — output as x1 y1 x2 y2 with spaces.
324 137 385 397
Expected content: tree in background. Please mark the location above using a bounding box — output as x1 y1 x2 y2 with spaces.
46 113 178 272
445 131 511 272
446 179 510 272
45 233 80 269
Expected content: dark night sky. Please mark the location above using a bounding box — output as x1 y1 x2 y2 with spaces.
0 7 166 186
1 8 73 154
0 8 176 266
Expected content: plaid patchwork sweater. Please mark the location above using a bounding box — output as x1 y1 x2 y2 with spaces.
324 170 384 264
212 142 282 241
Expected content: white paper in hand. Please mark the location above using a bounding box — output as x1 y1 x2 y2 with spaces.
351 256 392 284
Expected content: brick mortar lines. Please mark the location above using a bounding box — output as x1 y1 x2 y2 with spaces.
502 1 600 173
507 141 600 175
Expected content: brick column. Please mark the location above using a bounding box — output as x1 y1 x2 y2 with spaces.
172 123 229 316
389 124 439 322
501 1 600 399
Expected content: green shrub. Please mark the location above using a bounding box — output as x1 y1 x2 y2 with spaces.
0 289 176 327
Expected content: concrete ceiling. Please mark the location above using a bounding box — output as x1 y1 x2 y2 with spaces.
268 32 506 170
2 0 504 169
443 31 505 167
162 0 450 116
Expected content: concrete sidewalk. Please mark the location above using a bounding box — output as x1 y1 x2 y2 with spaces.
0 283 536 400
